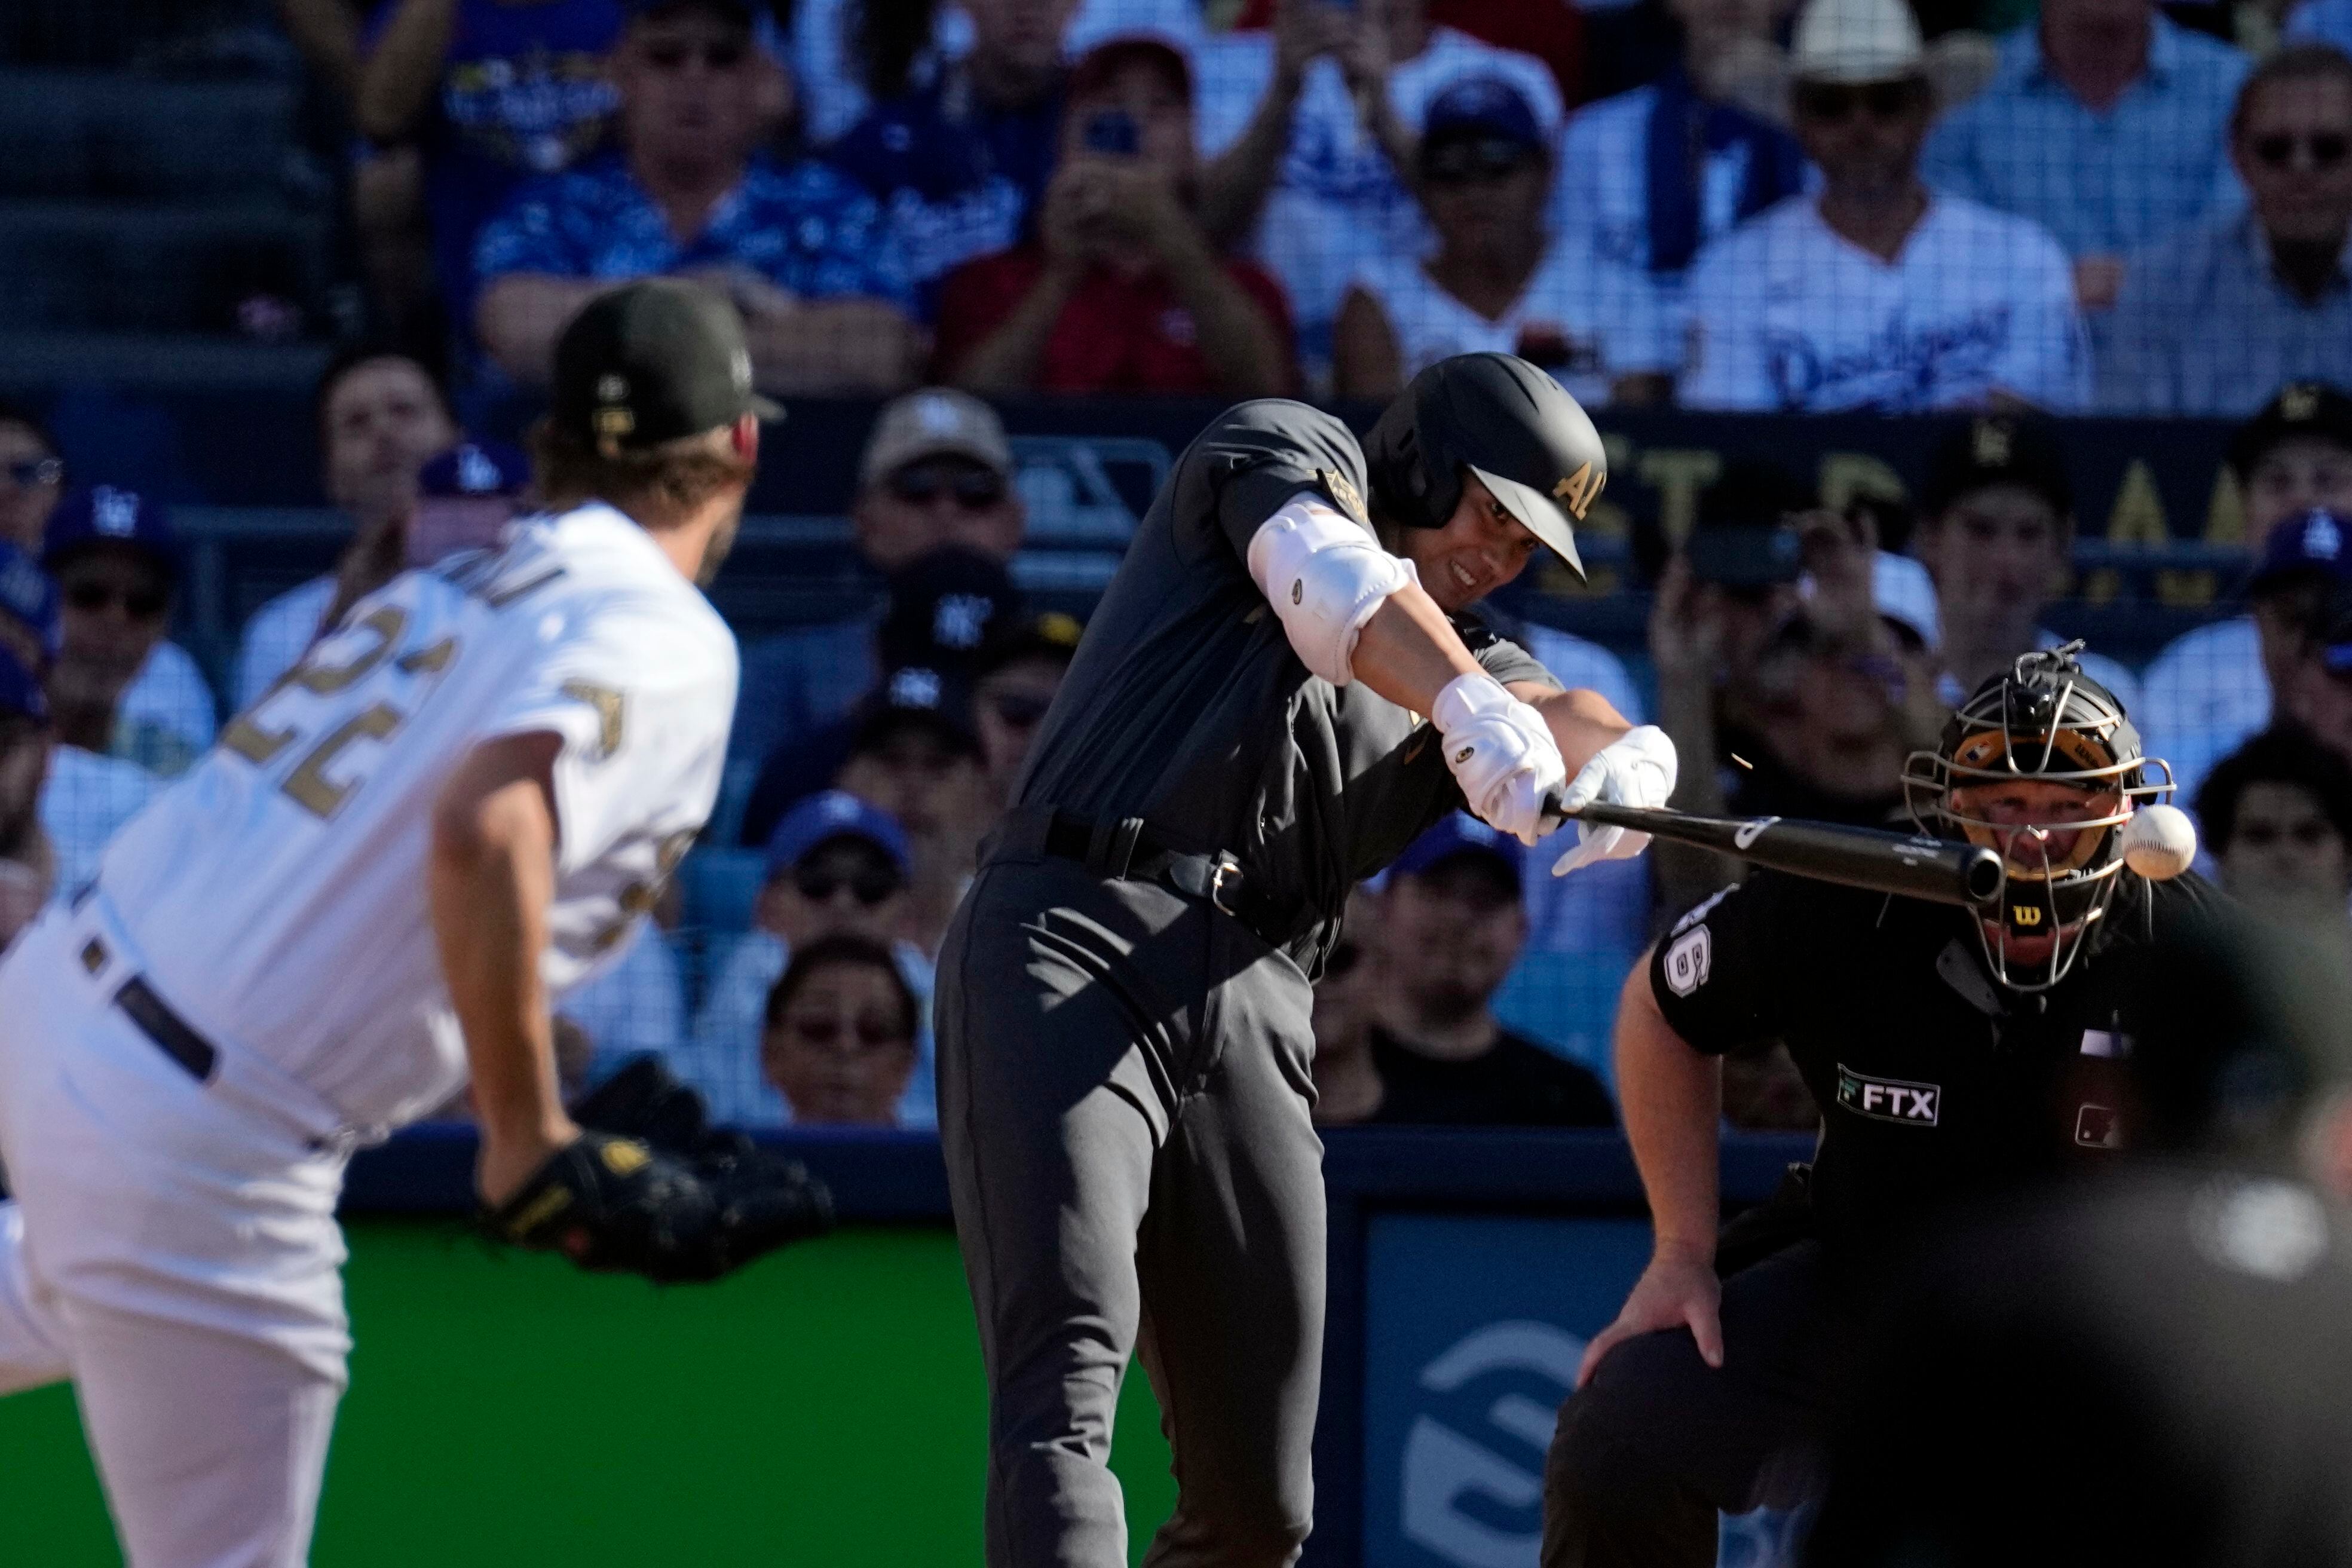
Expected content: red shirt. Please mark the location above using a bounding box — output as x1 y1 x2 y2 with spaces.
933 243 1296 396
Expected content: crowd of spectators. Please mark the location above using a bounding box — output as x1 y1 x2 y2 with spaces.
13 0 2352 1138
264 0 2349 414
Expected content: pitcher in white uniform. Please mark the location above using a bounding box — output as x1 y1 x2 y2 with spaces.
1333 76 1677 408
0 280 776 1568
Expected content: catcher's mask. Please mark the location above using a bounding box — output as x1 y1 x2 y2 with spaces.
1902 642 2173 991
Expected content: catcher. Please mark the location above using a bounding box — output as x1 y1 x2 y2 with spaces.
0 280 826 1568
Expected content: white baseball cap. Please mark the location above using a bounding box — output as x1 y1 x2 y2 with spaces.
1791 0 1926 84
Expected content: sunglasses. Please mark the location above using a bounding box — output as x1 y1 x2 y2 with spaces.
889 461 1006 511
1796 81 1919 122
987 690 1052 729
3 458 61 489
1421 136 1538 185
642 36 750 71
783 1016 910 1051
792 863 904 906
2251 131 2351 170
63 581 168 620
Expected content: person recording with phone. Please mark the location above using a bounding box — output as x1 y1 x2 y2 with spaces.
933 30 1299 397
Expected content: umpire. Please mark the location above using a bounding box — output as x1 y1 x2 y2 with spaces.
1542 645 2239 1567
938 354 1677 1567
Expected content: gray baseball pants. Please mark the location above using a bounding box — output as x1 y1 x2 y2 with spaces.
937 851 1325 1568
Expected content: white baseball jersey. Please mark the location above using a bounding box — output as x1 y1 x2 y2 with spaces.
1346 241 1675 405
93 502 737 1131
1679 194 2089 414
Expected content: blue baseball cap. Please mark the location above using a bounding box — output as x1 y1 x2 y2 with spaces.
1422 76 1547 156
419 439 529 500
1391 811 1524 887
0 645 45 722
0 541 60 664
2252 507 2352 595
763 789 912 883
41 485 180 578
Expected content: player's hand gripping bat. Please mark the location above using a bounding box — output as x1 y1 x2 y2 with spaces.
1539 798 2006 909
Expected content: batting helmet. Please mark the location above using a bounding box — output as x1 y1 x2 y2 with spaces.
1901 642 2173 990
1362 353 1608 575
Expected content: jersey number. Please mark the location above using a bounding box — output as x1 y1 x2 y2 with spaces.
220 606 458 820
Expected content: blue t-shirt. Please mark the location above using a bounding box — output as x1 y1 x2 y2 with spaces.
365 0 624 310
473 148 915 309
825 62 1062 316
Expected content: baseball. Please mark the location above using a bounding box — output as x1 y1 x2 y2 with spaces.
2120 803 2197 880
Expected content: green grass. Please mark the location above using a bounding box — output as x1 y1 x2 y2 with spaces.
0 1221 1176 1564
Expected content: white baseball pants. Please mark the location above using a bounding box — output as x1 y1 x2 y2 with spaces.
0 906 353 1568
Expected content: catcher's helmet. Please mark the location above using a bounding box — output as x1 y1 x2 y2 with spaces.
1362 353 1607 575
1902 642 2174 990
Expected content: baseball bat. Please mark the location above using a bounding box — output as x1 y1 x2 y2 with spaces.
1548 800 2006 909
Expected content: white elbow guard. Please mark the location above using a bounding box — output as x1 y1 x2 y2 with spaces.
1245 494 1413 685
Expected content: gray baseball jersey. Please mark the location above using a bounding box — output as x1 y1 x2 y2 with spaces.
1016 399 1555 924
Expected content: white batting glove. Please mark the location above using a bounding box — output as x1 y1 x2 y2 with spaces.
1432 672 1568 847
1551 725 1679 877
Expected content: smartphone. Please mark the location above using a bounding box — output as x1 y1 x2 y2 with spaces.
1083 109 1139 156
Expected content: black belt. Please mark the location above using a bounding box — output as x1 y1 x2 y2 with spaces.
81 935 218 1083
1012 807 1307 951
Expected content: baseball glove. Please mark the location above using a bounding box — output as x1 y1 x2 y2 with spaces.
485 1062 834 1284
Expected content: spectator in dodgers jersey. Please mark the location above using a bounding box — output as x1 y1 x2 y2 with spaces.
1367 816 1618 1128
0 650 53 953
1332 76 1676 407
1922 0 2249 313
235 349 461 709
728 390 1023 783
1189 0 1564 365
353 0 626 323
683 791 936 1128
0 399 65 557
1681 0 2089 414
2099 47 2352 416
935 30 1297 398
826 0 1080 310
2137 384 2352 809
40 489 214 781
472 0 921 397
761 934 923 1127
1912 416 2140 715
1551 0 1808 281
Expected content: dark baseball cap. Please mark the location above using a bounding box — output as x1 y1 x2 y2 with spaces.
976 608 1085 679
1923 415 2072 517
551 280 782 457
0 541 60 664
762 789 912 883
0 645 44 723
419 438 529 499
849 669 984 761
41 485 180 578
1391 811 1524 886
2230 382 2352 479
1423 76 1548 154
878 547 1022 672
2261 508 2352 598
